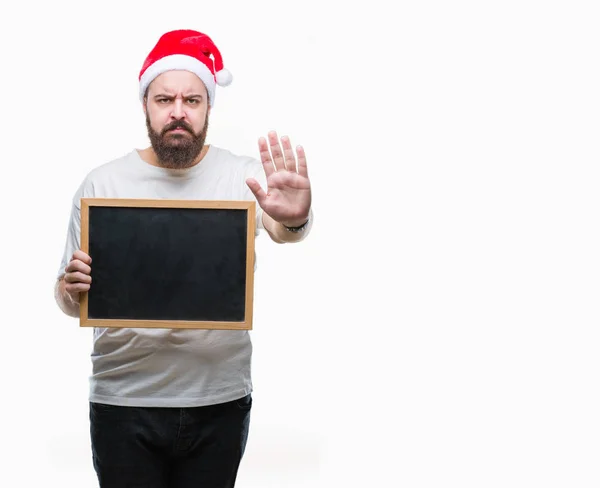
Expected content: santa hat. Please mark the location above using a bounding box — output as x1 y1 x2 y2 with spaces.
138 29 232 106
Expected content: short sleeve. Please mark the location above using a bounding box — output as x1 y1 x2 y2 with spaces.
56 178 90 280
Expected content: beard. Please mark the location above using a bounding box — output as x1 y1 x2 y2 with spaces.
146 112 208 169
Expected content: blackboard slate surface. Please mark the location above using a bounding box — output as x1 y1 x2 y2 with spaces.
79 198 256 330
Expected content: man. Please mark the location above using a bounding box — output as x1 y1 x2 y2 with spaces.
54 29 313 488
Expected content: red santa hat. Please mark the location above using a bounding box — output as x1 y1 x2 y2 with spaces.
138 29 232 106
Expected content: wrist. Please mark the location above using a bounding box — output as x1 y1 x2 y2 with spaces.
55 279 80 318
282 216 310 233
66 291 80 306
61 278 81 306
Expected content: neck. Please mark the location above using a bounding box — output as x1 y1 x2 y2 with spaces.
138 144 210 168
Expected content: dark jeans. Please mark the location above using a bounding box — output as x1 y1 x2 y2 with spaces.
89 394 252 488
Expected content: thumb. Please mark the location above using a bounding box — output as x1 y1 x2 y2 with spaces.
246 178 267 208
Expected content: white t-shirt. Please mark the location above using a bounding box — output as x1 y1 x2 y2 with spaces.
56 145 268 407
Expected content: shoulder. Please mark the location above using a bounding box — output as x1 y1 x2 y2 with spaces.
209 145 260 167
208 145 264 178
72 150 139 203
85 150 140 181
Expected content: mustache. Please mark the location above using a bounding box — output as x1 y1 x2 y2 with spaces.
162 120 194 135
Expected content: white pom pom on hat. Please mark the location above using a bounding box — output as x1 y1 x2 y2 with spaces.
215 68 233 87
138 29 232 106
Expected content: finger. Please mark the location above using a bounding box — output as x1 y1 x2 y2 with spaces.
73 250 92 265
246 178 268 208
65 260 92 275
296 145 309 178
64 271 92 284
268 131 285 171
65 282 90 294
257 137 275 178
281 136 297 172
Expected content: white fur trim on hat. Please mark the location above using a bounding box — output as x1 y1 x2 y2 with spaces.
139 54 217 105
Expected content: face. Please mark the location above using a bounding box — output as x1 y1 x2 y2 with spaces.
144 70 211 169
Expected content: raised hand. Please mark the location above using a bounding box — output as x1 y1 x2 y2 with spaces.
246 130 311 228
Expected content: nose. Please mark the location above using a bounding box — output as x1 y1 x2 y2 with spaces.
170 99 186 120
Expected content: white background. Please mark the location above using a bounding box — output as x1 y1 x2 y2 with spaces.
0 0 599 487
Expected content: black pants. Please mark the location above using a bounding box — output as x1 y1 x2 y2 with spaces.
89 394 252 488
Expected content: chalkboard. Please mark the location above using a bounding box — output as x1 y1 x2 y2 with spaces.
79 198 256 330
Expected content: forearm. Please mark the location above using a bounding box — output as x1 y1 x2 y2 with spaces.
54 277 80 318
262 209 313 244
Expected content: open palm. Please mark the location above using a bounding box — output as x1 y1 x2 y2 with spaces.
246 131 312 227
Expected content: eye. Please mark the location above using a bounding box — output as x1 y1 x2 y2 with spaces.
157 98 170 104
187 98 200 105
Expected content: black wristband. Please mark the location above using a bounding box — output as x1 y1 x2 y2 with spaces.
283 218 309 233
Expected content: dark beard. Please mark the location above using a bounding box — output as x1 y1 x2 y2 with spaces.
146 113 208 169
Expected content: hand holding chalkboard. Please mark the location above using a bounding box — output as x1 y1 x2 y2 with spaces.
63 250 93 301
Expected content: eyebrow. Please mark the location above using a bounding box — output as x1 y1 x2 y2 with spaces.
153 93 204 99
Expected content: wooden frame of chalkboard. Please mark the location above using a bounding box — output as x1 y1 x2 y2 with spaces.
79 198 256 330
